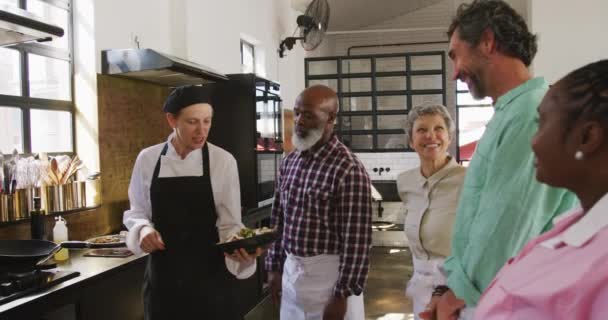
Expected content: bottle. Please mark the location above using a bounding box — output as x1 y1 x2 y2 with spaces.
30 197 46 240
53 216 69 261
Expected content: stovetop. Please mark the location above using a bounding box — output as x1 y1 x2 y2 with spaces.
0 270 80 306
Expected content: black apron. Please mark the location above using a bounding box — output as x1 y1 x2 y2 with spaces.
143 143 239 320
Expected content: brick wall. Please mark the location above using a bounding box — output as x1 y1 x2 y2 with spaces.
96 75 171 235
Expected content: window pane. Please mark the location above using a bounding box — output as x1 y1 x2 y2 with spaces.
341 78 371 92
411 55 442 71
340 115 372 131
27 0 69 50
241 41 254 73
458 106 494 161
377 133 407 149
376 57 406 72
342 134 372 150
411 75 443 90
308 60 337 75
308 79 337 92
28 54 71 100
0 107 23 153
412 94 443 107
0 48 21 96
341 59 371 73
341 97 371 112
376 77 406 91
457 92 493 106
377 115 406 130
377 95 406 111
30 109 72 153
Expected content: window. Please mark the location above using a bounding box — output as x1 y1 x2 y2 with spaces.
305 52 447 152
456 80 494 163
0 0 73 155
241 40 255 73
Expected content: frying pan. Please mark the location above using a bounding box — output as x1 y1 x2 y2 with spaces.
0 239 126 272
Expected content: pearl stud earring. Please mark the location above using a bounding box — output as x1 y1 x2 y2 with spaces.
574 150 584 160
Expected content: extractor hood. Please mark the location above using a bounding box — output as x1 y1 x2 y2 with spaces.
101 48 229 87
0 4 64 47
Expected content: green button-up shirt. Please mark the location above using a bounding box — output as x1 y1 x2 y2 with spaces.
444 77 578 306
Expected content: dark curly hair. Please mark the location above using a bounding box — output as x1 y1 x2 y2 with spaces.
560 60 608 132
447 0 537 66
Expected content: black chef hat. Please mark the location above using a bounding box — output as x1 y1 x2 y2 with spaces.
162 85 214 114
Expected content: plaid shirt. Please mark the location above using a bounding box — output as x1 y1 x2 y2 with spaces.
266 135 372 297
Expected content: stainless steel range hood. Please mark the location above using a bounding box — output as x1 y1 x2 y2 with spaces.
0 4 64 47
101 48 229 87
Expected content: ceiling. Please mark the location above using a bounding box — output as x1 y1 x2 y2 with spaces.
290 0 529 32
291 0 446 31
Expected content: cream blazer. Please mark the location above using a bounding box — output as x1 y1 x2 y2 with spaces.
397 157 466 260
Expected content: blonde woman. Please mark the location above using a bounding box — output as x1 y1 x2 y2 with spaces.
397 104 465 319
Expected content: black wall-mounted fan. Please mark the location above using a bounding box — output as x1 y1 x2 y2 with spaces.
279 0 330 58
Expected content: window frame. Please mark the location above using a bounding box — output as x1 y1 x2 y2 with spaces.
305 52 447 152
0 0 74 156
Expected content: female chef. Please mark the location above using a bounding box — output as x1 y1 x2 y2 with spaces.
123 85 261 320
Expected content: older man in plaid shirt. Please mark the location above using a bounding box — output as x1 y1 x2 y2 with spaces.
266 85 373 320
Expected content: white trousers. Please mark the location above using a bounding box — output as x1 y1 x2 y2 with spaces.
280 254 365 320
405 257 445 320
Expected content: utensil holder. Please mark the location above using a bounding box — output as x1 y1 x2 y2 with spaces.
43 185 65 213
11 189 30 221
42 182 87 213
0 195 9 222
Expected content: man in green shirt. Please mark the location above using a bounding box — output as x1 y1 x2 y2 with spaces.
422 1 578 319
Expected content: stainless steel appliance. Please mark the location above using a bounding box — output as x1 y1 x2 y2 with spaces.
0 4 64 47
101 48 229 87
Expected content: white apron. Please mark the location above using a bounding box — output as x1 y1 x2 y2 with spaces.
405 257 444 320
281 254 365 320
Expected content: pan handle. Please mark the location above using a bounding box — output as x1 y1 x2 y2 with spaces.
36 244 63 266
60 241 126 249
60 241 91 249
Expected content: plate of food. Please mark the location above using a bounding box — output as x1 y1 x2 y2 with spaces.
217 227 279 254
85 233 127 248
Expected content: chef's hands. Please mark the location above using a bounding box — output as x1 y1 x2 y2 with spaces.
323 296 347 320
268 271 282 305
420 289 465 320
139 226 166 253
225 247 264 263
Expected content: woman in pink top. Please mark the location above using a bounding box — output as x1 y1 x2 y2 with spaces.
474 60 608 320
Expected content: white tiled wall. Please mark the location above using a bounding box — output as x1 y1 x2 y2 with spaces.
356 152 420 180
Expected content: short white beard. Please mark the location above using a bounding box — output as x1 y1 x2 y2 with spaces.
292 127 324 151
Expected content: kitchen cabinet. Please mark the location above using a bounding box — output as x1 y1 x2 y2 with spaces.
208 74 282 316
0 251 146 320
209 73 282 214
305 52 447 152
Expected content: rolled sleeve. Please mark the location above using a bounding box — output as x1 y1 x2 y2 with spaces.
333 165 372 297
123 152 153 255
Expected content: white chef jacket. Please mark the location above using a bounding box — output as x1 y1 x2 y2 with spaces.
123 133 255 279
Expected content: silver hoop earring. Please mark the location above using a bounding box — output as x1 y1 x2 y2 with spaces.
574 150 584 160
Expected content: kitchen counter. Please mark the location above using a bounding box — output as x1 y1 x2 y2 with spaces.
0 249 148 320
